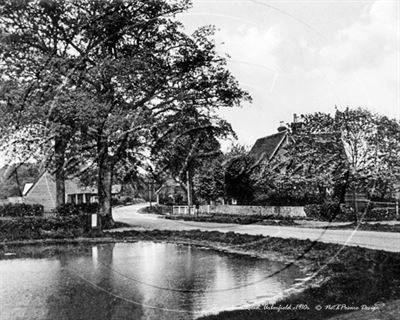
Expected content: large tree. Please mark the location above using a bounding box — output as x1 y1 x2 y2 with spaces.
0 0 249 225
150 105 235 205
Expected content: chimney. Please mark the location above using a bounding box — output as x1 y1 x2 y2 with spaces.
291 113 304 134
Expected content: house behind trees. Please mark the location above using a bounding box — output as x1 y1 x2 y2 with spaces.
24 171 121 212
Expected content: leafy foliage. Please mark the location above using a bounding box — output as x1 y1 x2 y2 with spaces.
0 163 40 199
0 0 250 219
0 203 44 217
254 108 400 214
54 203 99 216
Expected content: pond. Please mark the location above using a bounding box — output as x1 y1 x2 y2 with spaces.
0 241 305 320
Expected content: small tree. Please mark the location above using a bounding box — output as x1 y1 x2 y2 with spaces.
223 145 256 204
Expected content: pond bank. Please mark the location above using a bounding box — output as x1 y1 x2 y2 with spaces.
1 229 399 320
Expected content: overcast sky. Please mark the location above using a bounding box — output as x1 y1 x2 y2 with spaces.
178 0 400 147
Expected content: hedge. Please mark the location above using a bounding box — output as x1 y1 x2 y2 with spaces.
361 207 398 221
54 203 99 216
0 203 44 217
0 216 89 241
304 202 352 221
304 202 399 221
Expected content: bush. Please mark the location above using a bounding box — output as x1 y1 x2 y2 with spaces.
304 201 349 221
255 193 324 206
55 203 99 216
0 215 89 241
362 207 398 221
304 204 321 218
0 203 44 217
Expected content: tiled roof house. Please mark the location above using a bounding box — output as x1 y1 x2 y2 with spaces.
249 121 289 163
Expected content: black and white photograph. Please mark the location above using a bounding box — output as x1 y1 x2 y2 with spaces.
0 0 399 319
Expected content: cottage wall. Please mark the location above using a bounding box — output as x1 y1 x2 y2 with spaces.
24 172 57 212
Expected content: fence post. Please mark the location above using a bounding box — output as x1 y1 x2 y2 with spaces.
396 201 399 218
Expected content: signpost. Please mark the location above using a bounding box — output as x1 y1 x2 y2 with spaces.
90 213 101 230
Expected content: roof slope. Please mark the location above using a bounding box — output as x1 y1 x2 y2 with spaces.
249 131 287 162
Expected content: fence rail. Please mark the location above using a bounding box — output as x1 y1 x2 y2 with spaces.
172 206 196 215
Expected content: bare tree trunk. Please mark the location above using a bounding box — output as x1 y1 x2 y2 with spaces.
97 138 114 228
54 135 66 207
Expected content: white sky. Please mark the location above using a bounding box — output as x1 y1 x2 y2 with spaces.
178 0 400 147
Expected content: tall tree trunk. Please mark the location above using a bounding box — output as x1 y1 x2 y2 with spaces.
186 170 192 214
97 137 114 228
54 134 67 207
334 169 353 221
13 167 22 197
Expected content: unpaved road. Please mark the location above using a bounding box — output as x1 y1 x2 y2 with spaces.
112 204 400 252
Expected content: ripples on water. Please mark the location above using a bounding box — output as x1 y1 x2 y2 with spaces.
0 241 304 320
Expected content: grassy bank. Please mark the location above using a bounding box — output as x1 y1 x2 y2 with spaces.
165 213 296 226
316 222 400 233
1 228 399 319
0 216 129 241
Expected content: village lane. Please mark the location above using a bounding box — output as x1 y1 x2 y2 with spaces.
112 204 400 253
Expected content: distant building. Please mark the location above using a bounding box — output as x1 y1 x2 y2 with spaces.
24 171 121 212
155 177 187 205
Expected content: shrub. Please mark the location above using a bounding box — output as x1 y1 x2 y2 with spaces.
0 203 44 217
304 201 349 221
55 203 99 216
304 204 321 218
362 207 398 221
0 215 89 241
255 192 324 206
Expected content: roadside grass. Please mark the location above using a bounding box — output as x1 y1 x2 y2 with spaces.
306 222 400 233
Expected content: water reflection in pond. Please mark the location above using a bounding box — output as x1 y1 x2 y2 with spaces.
0 242 304 320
